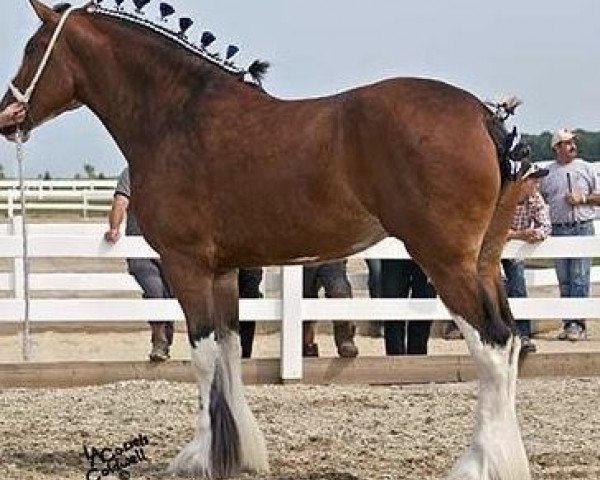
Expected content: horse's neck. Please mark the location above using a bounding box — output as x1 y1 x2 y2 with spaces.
71 19 239 163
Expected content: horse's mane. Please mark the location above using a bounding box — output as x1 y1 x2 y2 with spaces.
55 2 269 87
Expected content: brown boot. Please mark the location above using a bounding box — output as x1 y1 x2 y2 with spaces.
149 322 170 362
303 321 319 357
149 340 170 362
334 321 358 358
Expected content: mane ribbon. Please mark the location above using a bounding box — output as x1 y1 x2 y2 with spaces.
9 5 78 104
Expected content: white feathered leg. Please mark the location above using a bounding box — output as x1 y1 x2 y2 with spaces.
167 334 219 478
219 331 269 473
446 316 530 480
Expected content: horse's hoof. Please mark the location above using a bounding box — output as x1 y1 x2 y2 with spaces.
166 438 212 478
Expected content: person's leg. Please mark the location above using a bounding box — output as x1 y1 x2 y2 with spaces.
158 262 176 346
406 321 432 354
238 268 263 358
365 259 383 337
552 224 575 336
128 258 171 360
568 222 594 333
366 259 382 297
302 266 319 357
381 259 411 355
502 259 531 337
319 261 358 358
406 261 436 355
164 322 175 346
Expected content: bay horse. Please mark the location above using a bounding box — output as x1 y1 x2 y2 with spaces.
2 2 536 479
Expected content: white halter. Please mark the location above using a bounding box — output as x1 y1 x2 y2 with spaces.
9 6 77 104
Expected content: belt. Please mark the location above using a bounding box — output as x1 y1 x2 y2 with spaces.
552 220 592 228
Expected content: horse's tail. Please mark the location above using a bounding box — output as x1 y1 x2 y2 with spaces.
476 109 534 343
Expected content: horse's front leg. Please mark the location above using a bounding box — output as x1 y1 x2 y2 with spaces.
161 257 268 479
213 271 269 474
159 257 241 479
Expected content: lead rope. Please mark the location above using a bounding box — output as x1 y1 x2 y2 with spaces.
16 127 32 361
9 5 77 361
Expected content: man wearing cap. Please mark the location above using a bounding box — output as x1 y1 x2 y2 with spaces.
539 128 599 341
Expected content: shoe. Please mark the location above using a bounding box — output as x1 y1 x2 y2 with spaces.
557 328 568 340
565 323 587 342
302 343 319 358
337 340 359 358
520 336 537 354
149 341 170 362
365 322 384 338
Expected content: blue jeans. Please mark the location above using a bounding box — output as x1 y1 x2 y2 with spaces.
501 259 531 337
127 258 174 345
552 221 595 330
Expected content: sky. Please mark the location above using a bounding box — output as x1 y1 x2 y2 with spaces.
1 0 600 178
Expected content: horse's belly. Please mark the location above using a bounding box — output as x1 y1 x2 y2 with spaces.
220 211 386 267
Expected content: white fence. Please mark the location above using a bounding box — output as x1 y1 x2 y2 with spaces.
0 179 116 217
0 218 599 380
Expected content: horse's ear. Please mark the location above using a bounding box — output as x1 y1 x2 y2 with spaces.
28 0 58 23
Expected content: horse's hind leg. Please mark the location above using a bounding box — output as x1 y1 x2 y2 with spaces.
425 267 529 480
446 318 529 480
213 271 269 474
406 257 530 480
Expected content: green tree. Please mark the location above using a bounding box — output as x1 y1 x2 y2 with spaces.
522 130 600 162
83 163 97 179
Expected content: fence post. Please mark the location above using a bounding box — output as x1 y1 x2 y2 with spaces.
10 216 29 360
280 265 303 382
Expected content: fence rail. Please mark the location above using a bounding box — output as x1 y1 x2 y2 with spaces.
0 179 116 217
0 178 117 190
1 218 599 380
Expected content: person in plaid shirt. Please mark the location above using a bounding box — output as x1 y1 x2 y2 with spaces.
502 177 551 353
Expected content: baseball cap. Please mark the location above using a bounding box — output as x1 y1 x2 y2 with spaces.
551 128 576 149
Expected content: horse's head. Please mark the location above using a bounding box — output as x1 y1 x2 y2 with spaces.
0 1 82 140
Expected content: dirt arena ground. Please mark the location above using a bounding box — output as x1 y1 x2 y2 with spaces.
1 325 600 480
1 376 599 480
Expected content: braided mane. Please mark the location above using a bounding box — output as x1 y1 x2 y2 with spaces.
63 2 270 86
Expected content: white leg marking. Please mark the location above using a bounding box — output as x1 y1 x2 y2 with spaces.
446 317 530 480
219 331 270 473
167 334 219 478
